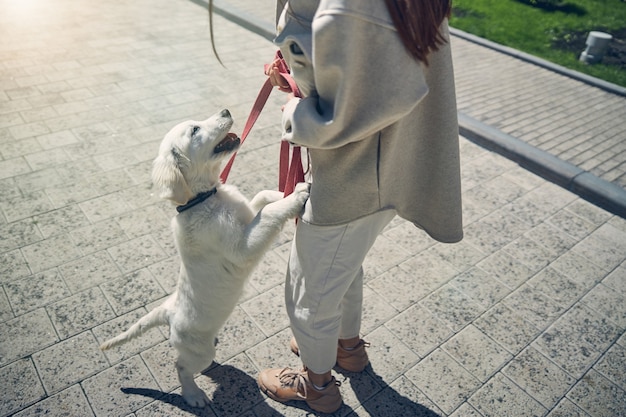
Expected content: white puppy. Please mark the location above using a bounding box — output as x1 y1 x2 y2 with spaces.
100 109 309 407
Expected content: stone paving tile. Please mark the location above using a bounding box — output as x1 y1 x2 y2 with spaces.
0 309 58 367
32 204 90 239
546 398 592 417
581 283 626 330
214 306 267 364
449 267 511 310
429 240 487 274
0 221 31 264
197 354 266 417
442 325 513 383
476 250 536 290
549 251 609 288
449 403 482 417
526 266 590 309
385 304 454 359
79 193 135 224
502 284 565 330
46 286 116 340
93 307 167 366
406 349 482 415
502 346 576 410
0 358 46 417
593 343 626 392
13 384 95 417
473 304 541 355
603 263 626 293
368 265 434 311
244 249 291 299
0 289 13 323
81 355 161 417
147 256 180 294
140 340 180 394
58 250 123 293
20 234 83 273
362 234 412 278
334 372 385 416
100 269 167 316
32 331 109 395
361 326 420 385
546 206 601 241
106 237 168 275
135 395 217 417
399 251 460 295
567 369 626 417
70 218 128 254
244 328 302 374
419 284 486 332
4 269 71 316
468 373 547 417
115 205 170 240
360 286 400 336
240 284 289 338
356 376 443 417
531 301 621 380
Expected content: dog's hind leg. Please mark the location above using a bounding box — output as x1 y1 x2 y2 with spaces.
175 344 216 407
100 304 169 350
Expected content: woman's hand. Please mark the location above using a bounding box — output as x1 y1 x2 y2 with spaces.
265 58 292 93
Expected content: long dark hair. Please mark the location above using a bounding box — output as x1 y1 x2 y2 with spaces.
209 0 451 66
384 0 452 65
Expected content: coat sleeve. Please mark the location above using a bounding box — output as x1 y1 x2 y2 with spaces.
281 8 430 149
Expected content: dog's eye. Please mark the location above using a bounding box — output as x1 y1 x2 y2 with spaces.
191 126 201 137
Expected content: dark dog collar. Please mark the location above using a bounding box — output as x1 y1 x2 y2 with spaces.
176 188 217 213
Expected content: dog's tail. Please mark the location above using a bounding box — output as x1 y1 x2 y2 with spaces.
100 306 169 350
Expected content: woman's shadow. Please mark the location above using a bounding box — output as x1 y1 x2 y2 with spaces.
337 364 443 417
122 361 442 416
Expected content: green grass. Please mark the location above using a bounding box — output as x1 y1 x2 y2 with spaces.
449 0 626 87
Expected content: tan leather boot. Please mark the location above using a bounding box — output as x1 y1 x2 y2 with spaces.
290 337 370 372
257 367 342 413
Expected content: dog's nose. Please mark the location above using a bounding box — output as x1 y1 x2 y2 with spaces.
220 109 231 118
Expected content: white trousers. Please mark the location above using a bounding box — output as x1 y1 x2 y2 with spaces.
285 209 396 374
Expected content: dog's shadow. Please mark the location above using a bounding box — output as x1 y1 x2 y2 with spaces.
122 363 277 416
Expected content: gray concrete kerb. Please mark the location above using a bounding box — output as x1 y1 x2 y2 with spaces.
459 113 626 219
212 0 275 41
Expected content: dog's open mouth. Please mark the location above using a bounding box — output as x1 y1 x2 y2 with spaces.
214 132 240 154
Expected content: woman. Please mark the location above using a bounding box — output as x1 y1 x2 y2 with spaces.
258 0 463 413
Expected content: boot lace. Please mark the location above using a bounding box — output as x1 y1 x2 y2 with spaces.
277 368 309 399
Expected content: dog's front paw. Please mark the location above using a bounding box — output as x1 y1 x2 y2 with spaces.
288 182 310 215
293 182 310 203
182 387 210 408
293 182 311 195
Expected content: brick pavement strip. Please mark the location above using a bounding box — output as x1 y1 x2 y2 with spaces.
1 0 625 416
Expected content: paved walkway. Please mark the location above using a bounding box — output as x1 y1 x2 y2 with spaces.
0 0 625 416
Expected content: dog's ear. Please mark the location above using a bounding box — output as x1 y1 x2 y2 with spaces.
152 149 193 205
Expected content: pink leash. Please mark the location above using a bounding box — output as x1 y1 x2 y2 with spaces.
220 51 305 197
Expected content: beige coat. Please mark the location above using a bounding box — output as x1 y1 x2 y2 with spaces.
275 0 463 243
